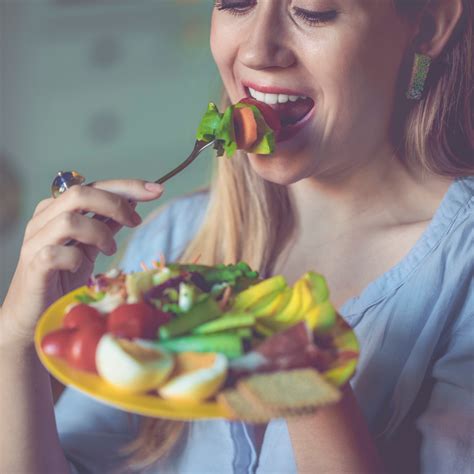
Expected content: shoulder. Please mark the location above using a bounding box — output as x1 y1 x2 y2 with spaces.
451 176 474 224
414 176 474 285
347 177 473 351
447 176 474 230
437 177 473 283
120 190 210 272
417 178 473 319
407 177 474 344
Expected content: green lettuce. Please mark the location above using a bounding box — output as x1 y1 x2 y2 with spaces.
215 105 237 157
195 102 222 143
195 101 275 158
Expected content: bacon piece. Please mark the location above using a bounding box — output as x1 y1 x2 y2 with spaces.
229 322 335 381
256 322 312 358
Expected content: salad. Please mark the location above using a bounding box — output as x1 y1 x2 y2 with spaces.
40 261 359 421
196 98 281 157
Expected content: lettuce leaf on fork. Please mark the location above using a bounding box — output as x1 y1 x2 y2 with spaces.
196 102 222 143
215 106 238 157
195 102 276 158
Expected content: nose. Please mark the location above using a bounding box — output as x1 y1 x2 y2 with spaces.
238 4 296 71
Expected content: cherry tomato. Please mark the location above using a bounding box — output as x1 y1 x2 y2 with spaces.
63 304 103 329
41 328 78 359
107 303 170 340
239 97 282 134
67 325 106 373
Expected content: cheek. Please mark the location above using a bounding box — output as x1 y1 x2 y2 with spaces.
210 16 239 100
311 23 408 148
209 14 221 64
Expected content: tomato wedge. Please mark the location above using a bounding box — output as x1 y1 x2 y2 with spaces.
239 97 282 134
41 328 78 358
107 303 171 340
63 304 103 329
67 325 106 373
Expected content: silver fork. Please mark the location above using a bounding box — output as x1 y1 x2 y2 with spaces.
154 139 215 185
52 139 216 246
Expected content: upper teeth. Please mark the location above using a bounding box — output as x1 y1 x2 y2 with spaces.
248 87 307 104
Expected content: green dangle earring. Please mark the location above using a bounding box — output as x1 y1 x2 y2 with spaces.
406 52 432 100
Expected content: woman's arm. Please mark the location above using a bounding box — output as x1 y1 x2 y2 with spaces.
0 179 163 473
287 386 383 473
0 336 71 473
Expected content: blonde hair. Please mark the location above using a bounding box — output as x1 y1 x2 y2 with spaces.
124 1 472 470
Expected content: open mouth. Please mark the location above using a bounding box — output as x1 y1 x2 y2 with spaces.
244 85 315 128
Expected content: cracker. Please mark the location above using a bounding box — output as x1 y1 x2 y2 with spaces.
217 389 274 423
278 405 319 418
237 369 341 413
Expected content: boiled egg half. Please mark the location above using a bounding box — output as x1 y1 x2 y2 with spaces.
96 334 174 393
158 352 228 402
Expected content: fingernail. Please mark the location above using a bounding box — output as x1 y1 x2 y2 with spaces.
131 212 142 226
144 182 163 193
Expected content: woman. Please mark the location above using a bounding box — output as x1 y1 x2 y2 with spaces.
1 0 472 472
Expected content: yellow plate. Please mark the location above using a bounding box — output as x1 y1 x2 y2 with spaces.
35 286 359 420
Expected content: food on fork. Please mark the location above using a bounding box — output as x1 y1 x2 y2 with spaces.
196 99 281 157
39 261 359 420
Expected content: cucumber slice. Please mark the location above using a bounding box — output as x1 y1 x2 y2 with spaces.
159 297 222 340
158 334 243 359
192 313 255 335
232 328 253 339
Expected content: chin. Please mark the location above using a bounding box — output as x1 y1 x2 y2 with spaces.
247 152 316 186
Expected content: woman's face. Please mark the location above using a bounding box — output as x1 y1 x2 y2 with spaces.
210 0 415 185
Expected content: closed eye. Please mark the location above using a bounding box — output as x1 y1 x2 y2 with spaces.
293 8 338 26
214 0 256 16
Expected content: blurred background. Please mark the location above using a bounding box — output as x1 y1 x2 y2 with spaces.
0 0 220 301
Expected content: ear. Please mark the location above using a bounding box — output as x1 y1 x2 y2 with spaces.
414 0 464 58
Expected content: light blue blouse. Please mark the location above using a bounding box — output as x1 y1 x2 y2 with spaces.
55 178 474 473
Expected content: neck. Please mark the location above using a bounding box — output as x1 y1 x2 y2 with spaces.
289 151 453 240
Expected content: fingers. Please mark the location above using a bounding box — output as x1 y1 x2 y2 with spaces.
3 178 163 345
57 185 143 226
24 211 118 259
30 244 84 277
0 243 87 344
26 179 163 239
89 179 164 202
78 218 123 263
25 189 138 241
33 198 54 216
